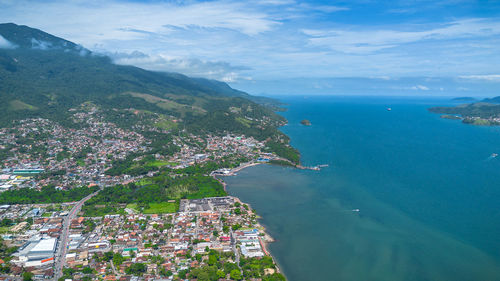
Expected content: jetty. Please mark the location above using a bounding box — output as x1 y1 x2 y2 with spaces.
296 164 328 171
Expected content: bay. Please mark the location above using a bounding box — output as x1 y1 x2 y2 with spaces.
224 96 500 281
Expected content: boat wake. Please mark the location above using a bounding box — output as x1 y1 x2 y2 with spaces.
485 153 498 161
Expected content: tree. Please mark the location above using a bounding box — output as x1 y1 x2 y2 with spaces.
125 263 146 276
208 254 218 266
113 253 125 266
230 269 242 280
103 251 113 261
22 271 33 281
82 267 94 274
217 270 226 279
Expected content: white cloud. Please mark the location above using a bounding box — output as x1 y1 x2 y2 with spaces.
0 0 280 44
0 35 17 49
390 84 430 91
302 18 500 54
413 85 429 91
459 75 500 82
0 0 499 86
257 0 296 5
106 50 251 82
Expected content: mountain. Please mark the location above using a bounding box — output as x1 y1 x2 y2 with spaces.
451 97 477 102
0 24 277 125
0 23 299 162
482 96 500 103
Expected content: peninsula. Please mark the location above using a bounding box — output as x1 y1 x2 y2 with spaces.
429 96 500 126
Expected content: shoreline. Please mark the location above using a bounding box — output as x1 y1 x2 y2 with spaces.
218 162 289 279
231 195 286 278
213 157 326 279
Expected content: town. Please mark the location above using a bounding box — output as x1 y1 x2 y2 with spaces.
0 105 288 280
0 105 278 193
1 196 282 280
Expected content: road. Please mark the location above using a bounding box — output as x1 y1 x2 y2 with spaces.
230 229 241 267
53 191 98 280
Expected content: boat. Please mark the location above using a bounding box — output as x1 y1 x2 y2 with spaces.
386 107 392 111
492 153 498 158
352 209 360 212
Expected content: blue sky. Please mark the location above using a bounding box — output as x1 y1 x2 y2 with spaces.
1 0 500 96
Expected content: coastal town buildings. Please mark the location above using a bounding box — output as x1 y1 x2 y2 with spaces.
1 197 277 280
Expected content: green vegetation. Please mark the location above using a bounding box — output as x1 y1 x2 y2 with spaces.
429 97 500 126
9 100 37 111
0 23 300 166
145 160 172 167
0 185 98 204
240 256 284 280
105 153 180 177
268 159 296 167
177 253 283 281
0 23 284 131
83 174 225 216
143 202 178 214
59 267 96 281
265 140 300 164
125 263 147 276
469 118 493 126
0 237 17 273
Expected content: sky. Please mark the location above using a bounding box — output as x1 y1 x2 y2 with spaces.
1 0 500 96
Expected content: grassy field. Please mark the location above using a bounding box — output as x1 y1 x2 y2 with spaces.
126 203 139 211
9 99 38 111
137 178 153 186
154 119 178 130
126 202 179 214
144 160 176 167
0 226 11 233
236 117 252 128
143 202 178 214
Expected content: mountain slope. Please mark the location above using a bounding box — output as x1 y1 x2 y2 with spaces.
0 23 299 162
0 23 280 126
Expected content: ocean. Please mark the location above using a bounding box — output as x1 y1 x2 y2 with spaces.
224 96 500 281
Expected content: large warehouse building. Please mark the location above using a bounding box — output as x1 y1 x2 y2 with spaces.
15 237 57 267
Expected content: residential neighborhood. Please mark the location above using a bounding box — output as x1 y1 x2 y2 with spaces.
1 197 279 280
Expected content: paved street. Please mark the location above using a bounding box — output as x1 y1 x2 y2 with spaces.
53 191 98 280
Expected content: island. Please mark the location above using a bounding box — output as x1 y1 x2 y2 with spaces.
429 96 500 126
451 97 477 102
300 119 312 126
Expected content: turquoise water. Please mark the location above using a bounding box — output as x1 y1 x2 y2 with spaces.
224 96 500 281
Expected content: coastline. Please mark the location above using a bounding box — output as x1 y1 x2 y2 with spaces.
230 193 286 278
214 161 289 278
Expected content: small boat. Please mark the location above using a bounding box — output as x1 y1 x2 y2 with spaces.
352 209 360 212
492 153 498 158
386 107 392 111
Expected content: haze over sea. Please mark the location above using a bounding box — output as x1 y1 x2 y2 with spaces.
225 96 500 281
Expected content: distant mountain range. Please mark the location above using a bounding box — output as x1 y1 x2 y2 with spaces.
451 97 477 102
0 23 278 126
